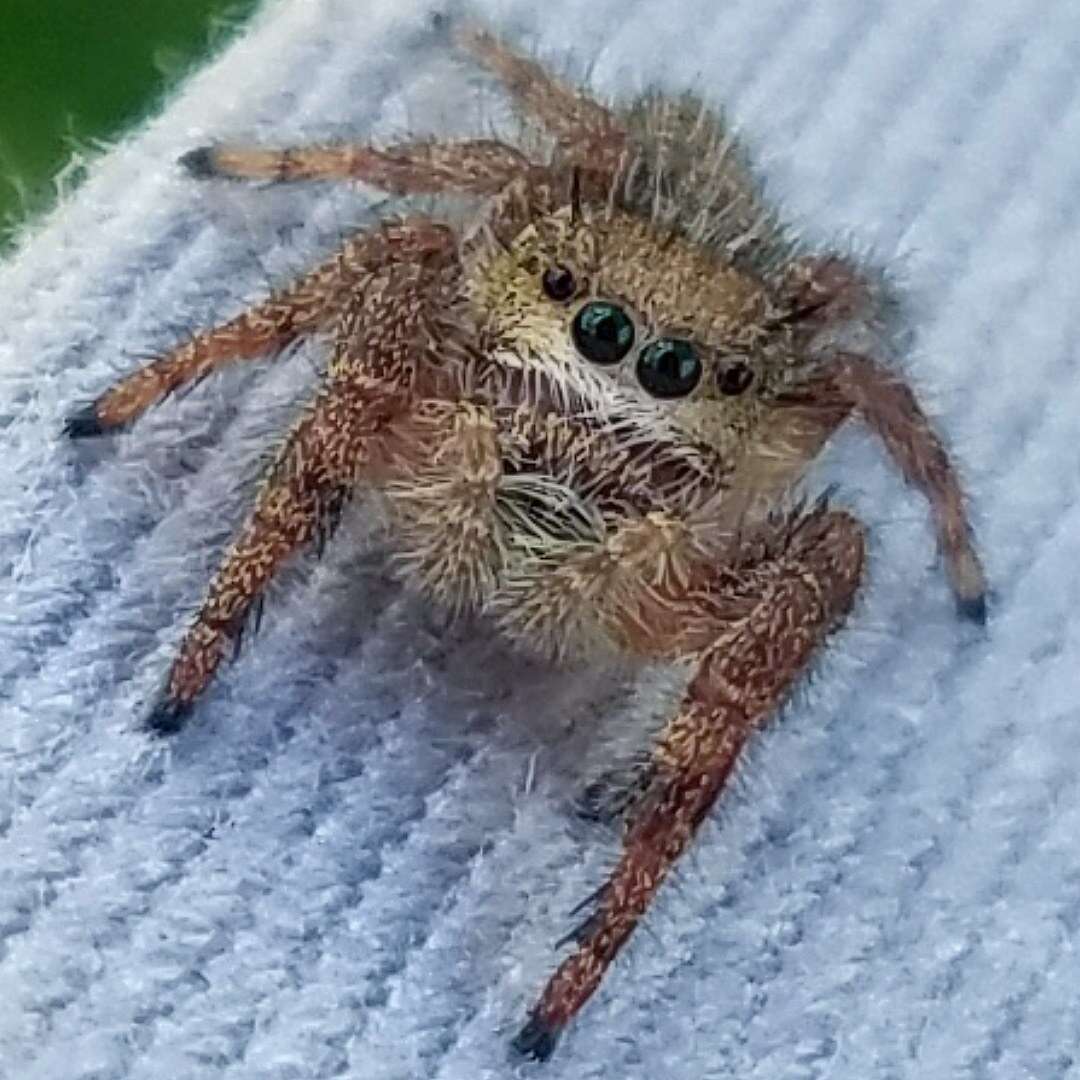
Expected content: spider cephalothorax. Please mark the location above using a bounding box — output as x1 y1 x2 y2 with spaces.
65 22 986 1062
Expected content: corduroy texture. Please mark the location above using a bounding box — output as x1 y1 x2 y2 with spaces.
2 1 1078 1077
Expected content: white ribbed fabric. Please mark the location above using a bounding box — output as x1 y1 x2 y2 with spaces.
2 1 1078 1077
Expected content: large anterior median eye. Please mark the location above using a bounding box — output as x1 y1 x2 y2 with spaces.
636 338 702 398
571 301 635 365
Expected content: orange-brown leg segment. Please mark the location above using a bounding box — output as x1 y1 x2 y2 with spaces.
178 138 533 195
65 219 454 437
146 243 459 732
829 351 986 621
146 374 408 733
513 508 866 1060
454 25 627 168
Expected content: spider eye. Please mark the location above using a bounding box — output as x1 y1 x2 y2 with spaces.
636 338 702 398
717 360 754 396
541 264 577 302
571 301 635 365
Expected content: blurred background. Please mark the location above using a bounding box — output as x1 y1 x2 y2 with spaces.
0 0 259 250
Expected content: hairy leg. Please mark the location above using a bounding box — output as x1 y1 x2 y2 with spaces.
183 22 629 192
831 351 986 620
66 219 454 436
147 373 408 732
513 507 866 1059
146 247 459 730
772 258 986 620
179 138 533 194
454 25 627 167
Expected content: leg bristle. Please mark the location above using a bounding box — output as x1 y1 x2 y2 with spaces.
63 403 107 439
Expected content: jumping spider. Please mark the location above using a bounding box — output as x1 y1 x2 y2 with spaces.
65 22 986 1062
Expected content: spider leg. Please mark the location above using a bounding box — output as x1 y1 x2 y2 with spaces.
773 259 986 620
179 137 534 195
513 506 866 1060
454 25 627 167
146 373 408 733
147 247 459 730
181 25 626 187
65 219 453 436
828 351 987 621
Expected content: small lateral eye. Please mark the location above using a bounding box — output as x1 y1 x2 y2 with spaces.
541 264 576 302
717 360 754 396
636 338 702 398
571 301 635 365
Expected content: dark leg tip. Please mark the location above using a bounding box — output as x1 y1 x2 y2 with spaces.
511 1014 562 1062
178 145 219 179
63 403 106 439
145 697 194 736
956 593 988 626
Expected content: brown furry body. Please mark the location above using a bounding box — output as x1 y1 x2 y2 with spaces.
65 23 985 1061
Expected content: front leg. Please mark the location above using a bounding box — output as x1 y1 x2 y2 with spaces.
831 352 987 620
514 507 866 1060
454 24 626 167
775 257 986 621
